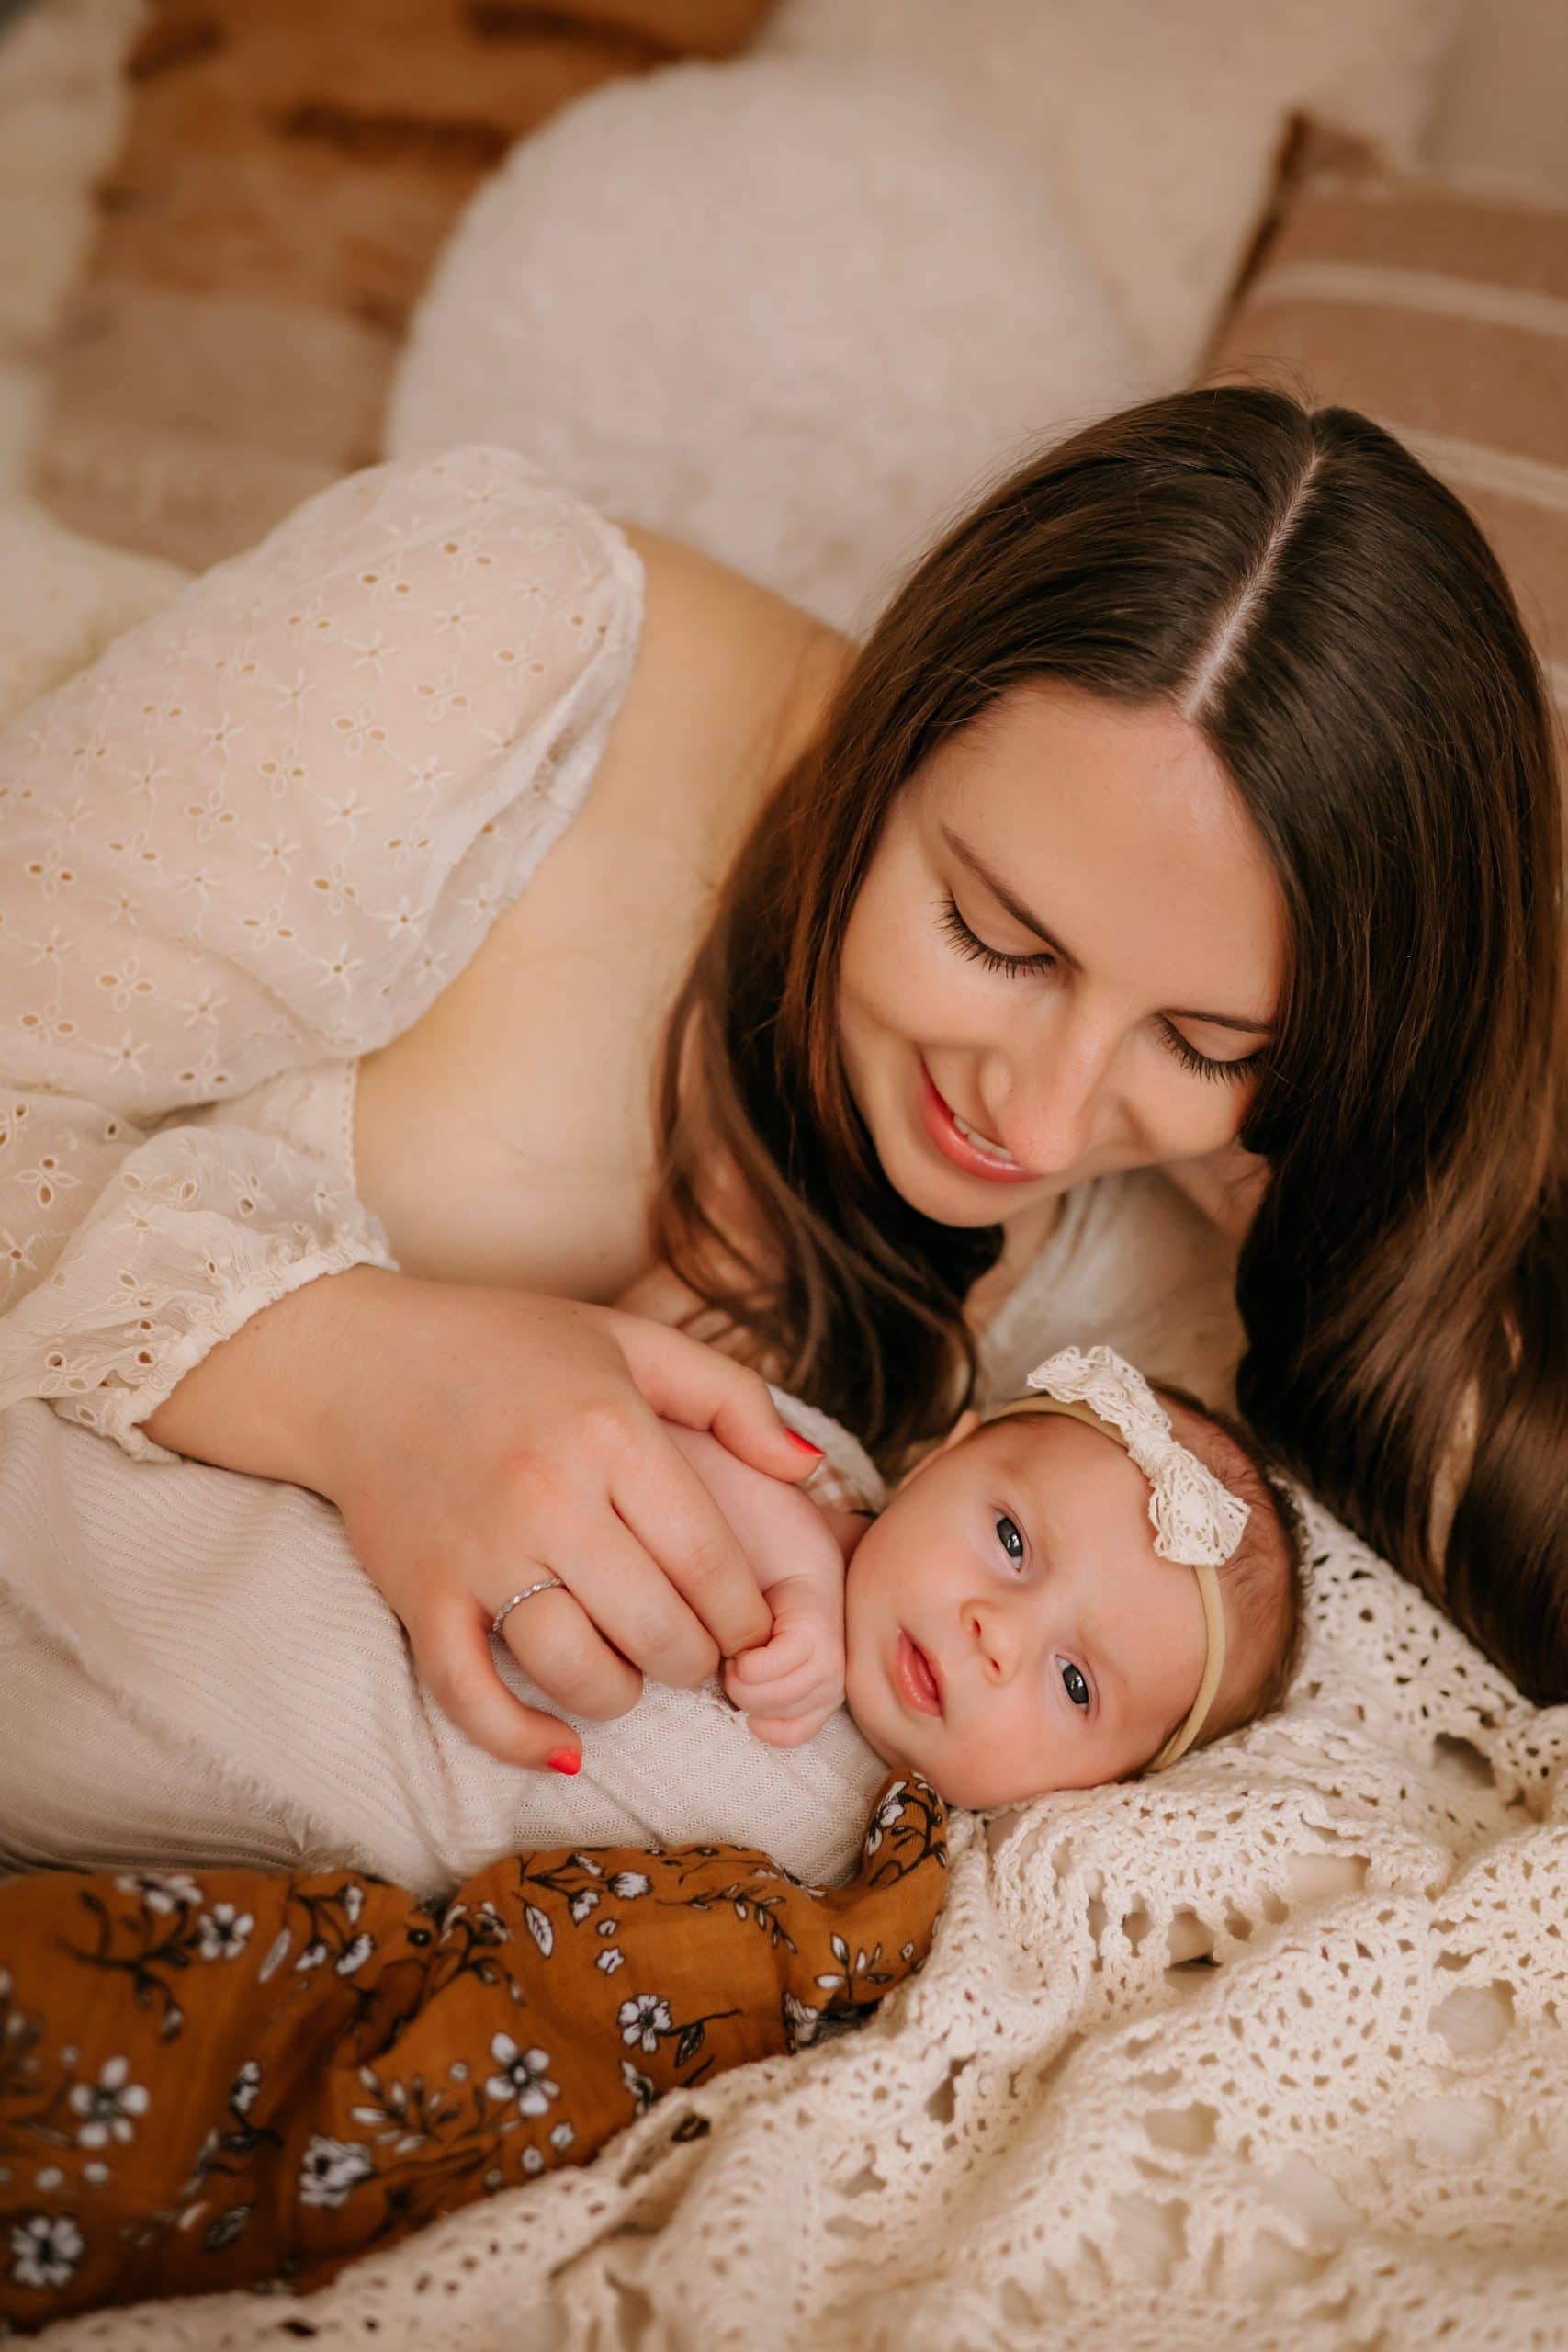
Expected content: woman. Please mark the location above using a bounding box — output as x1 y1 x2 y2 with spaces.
2 388 1562 1804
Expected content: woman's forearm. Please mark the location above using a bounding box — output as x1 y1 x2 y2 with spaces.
141 1263 397 1495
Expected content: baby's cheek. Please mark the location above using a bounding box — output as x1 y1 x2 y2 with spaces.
933 1709 1060 1811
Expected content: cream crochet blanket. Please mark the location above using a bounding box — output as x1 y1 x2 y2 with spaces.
31 1492 1568 2351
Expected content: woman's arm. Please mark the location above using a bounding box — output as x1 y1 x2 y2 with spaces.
1 447 813 1770
0 445 638 1453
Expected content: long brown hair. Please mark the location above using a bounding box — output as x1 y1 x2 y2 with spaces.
653 387 1568 1702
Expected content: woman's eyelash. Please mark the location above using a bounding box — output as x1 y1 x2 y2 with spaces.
939 893 1262 1088
1160 1023 1265 1087
938 895 1055 978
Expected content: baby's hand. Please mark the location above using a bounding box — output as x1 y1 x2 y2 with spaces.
723 1571 845 1747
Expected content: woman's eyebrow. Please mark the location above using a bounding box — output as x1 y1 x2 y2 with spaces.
942 825 1077 964
941 824 1273 1037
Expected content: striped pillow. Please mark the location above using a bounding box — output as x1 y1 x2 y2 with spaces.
1211 170 1568 725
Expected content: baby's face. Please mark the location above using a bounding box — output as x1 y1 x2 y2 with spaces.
843 1413 1209 1807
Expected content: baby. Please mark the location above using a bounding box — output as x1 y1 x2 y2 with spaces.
662 1344 1303 1807
0 1347 1302 1897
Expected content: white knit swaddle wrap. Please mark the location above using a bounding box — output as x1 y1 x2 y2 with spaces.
0 1394 888 1898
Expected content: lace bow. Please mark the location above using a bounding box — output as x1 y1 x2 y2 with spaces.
1025 1345 1248 1567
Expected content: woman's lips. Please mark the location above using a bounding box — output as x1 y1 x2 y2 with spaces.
917 1063 1037 1185
895 1631 944 1718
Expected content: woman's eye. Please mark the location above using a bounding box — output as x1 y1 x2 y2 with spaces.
994 1513 1025 1566
1160 1020 1265 1088
939 895 1055 979
1058 1658 1090 1711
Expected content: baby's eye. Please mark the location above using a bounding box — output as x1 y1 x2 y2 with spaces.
1058 1658 1089 1711
994 1513 1025 1567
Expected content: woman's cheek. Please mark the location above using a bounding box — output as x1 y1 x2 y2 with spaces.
1144 1063 1251 1166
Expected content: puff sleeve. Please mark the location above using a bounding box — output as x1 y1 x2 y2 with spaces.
0 447 643 1457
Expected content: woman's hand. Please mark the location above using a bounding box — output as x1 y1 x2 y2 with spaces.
145 1268 822 1771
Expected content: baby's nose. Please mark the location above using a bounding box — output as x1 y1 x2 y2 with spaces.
964 1600 1020 1684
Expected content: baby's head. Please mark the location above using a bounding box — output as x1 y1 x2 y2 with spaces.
842 1347 1303 1808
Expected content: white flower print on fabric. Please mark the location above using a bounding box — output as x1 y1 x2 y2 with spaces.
67 2057 150 2148
0 448 641 1462
114 1871 200 1917
620 2059 656 2115
474 1900 508 1944
485 2036 559 2118
783 1993 826 2051
258 1929 292 1984
8 2212 85 2291
299 2137 375 2211
608 1872 650 1900
197 1905 254 1961
230 2062 262 2116
864 1783 907 1857
596 1949 626 1975
618 1995 672 2053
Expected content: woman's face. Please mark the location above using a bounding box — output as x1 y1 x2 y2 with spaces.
838 682 1286 1227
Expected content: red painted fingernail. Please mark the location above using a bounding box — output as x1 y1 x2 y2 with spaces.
786 1432 824 1458
547 1748 581 1776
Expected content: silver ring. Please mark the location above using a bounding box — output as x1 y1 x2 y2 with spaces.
491 1577 564 1637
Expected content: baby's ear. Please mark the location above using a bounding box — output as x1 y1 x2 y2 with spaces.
899 1408 982 1489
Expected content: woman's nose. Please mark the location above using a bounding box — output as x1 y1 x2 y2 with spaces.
987 1015 1113 1178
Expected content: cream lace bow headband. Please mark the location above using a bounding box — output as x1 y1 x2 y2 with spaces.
983 1345 1248 1770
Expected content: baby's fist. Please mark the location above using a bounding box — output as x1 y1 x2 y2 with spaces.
723 1574 845 1746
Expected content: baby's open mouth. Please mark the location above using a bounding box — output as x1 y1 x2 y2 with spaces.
895 1630 943 1718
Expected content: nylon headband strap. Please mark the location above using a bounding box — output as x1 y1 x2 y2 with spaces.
979 1394 1228 1771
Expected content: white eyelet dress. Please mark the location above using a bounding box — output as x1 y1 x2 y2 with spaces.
0 448 897 1895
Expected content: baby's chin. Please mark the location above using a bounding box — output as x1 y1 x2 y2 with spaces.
843 1700 1039 1811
